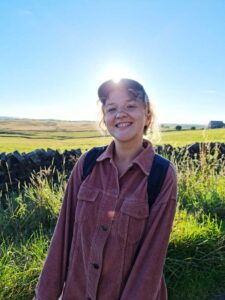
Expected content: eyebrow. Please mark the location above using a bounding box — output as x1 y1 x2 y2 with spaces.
105 98 136 107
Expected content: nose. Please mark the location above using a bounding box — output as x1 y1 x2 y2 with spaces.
115 108 127 118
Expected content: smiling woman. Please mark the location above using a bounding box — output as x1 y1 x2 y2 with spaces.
97 79 157 141
34 78 177 300
100 80 151 151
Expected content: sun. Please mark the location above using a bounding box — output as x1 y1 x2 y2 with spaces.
98 63 141 84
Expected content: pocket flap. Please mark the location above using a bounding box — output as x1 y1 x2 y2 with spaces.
77 184 99 202
121 201 149 219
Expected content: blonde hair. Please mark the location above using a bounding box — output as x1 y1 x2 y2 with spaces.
144 100 160 144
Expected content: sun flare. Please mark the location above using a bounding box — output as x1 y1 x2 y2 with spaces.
98 63 141 84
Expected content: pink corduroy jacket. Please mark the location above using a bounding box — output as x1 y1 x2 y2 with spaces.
34 139 177 300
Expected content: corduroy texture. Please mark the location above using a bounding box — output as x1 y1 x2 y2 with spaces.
34 139 177 300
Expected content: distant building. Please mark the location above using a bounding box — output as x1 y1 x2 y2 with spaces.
208 120 224 128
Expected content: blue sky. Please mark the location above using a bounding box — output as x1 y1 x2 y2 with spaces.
0 0 225 124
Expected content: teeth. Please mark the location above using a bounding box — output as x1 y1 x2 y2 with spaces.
117 122 131 128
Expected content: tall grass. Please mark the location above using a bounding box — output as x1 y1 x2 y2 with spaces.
167 209 225 300
0 231 49 300
1 146 225 299
165 144 225 299
168 143 225 219
0 169 65 242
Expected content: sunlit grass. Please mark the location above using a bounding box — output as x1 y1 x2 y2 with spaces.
0 231 49 300
158 128 225 147
167 210 225 300
0 135 112 153
0 128 225 153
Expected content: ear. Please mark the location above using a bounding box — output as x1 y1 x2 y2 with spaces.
145 110 152 127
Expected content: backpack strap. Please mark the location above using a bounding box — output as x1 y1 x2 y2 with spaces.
147 154 170 211
82 146 107 181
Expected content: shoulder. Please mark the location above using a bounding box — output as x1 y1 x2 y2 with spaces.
70 146 106 180
152 154 177 185
69 151 89 182
164 161 177 200
152 160 177 206
166 161 177 184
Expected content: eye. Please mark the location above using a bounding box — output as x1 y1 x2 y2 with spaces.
106 107 116 113
127 104 136 109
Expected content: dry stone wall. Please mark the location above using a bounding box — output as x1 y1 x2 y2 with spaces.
0 142 225 194
0 148 81 193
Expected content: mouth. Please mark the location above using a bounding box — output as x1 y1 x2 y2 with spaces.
115 122 132 128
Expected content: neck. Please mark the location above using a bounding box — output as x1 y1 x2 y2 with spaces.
114 138 144 164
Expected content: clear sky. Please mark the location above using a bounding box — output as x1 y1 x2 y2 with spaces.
0 0 225 124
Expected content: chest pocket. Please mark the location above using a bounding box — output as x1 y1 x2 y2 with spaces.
117 199 149 244
75 184 100 223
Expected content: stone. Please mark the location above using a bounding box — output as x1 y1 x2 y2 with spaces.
0 143 224 195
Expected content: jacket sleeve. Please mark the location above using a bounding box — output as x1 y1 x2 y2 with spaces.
34 153 86 300
120 164 177 300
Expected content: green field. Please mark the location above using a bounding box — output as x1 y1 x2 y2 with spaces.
0 119 224 153
0 130 112 153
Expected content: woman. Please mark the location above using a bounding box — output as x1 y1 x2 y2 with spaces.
35 78 177 300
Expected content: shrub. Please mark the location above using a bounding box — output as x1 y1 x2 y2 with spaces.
175 125 182 131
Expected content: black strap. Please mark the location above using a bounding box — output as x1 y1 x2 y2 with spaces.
82 147 170 210
147 154 170 211
81 146 107 181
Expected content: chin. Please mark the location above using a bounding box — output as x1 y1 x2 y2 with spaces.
113 134 141 144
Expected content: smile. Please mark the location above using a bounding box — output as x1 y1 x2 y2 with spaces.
115 122 132 128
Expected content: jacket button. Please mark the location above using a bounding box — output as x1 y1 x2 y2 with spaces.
101 224 108 231
92 263 99 269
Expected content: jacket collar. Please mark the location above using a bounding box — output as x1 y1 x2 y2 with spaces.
96 139 155 175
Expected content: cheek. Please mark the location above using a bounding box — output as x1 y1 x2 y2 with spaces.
137 111 148 126
103 114 113 128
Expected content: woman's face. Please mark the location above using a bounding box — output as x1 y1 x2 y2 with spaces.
103 88 151 145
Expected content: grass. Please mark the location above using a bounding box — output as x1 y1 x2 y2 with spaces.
159 128 225 147
0 231 50 300
1 212 224 300
0 118 224 153
166 209 225 300
1 208 224 300
0 170 65 242
0 127 225 153
0 134 112 153
1 125 225 299
175 147 225 219
0 119 98 131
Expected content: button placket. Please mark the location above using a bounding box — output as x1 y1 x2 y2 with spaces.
86 198 114 299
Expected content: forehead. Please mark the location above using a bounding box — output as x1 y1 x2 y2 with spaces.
105 88 135 105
